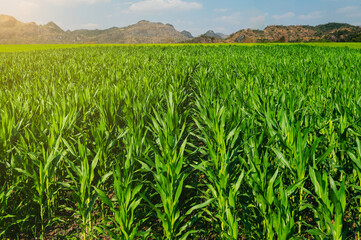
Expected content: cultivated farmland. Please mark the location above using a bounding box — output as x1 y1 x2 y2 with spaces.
1 45 361 239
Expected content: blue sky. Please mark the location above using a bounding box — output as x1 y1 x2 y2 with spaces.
1 0 361 35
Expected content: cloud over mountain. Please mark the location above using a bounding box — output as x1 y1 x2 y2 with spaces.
129 0 202 12
272 12 295 20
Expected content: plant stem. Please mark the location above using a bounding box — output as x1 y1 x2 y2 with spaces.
299 188 303 234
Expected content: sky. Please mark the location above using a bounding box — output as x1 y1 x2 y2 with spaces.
1 0 361 36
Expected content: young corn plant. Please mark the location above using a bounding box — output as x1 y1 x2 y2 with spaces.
347 137 361 238
306 167 346 239
62 139 108 240
272 118 333 234
0 179 28 238
89 99 122 221
192 97 247 239
0 109 17 186
96 163 148 240
243 132 303 239
140 91 193 239
0 184 14 236
14 133 64 239
96 91 151 239
271 178 297 240
245 147 279 239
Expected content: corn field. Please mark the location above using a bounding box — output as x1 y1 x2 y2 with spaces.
1 45 361 239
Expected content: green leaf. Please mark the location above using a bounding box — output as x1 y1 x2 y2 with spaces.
186 198 215 215
307 229 327 236
95 187 112 208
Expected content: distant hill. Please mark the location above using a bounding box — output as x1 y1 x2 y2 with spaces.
182 35 224 44
216 32 229 39
202 30 228 39
181 30 193 38
0 15 189 44
203 30 221 38
0 15 360 44
183 30 228 43
226 23 361 43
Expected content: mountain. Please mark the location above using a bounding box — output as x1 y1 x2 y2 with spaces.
202 30 228 39
226 23 361 43
183 30 228 43
216 32 229 39
0 15 190 44
181 30 193 38
0 15 68 44
68 20 190 44
0 15 360 44
182 35 224 43
203 30 221 38
0 15 20 28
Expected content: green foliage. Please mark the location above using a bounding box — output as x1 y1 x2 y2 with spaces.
314 23 354 33
0 45 361 239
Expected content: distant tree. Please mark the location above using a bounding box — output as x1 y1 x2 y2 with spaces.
315 23 353 33
350 33 361 42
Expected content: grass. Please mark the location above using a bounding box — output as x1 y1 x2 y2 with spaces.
0 42 361 53
0 44 361 239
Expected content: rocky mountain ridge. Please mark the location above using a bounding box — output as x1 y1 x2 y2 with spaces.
0 15 190 44
0 15 360 44
225 23 361 43
181 30 193 38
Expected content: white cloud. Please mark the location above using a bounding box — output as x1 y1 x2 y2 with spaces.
19 1 40 12
129 0 202 12
215 12 242 24
337 6 361 18
249 15 266 24
272 12 295 20
215 11 267 29
28 0 111 6
12 1 40 18
76 0 109 3
337 6 358 14
214 8 227 13
249 14 267 29
298 11 322 20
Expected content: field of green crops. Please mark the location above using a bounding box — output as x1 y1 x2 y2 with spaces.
1 42 361 53
1 45 361 239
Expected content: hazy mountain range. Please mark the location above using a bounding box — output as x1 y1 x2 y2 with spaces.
0 15 360 44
